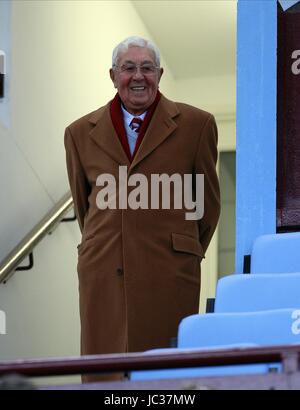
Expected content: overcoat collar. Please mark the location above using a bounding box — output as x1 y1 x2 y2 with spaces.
88 94 179 173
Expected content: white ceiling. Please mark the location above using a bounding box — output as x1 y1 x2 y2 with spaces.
132 0 237 79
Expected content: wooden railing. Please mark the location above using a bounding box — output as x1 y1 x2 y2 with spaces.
0 344 300 390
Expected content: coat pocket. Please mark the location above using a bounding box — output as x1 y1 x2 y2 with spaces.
171 233 205 259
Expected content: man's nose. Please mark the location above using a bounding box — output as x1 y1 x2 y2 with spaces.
132 67 144 79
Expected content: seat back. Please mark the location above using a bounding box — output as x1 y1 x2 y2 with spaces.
214 272 300 313
130 309 300 381
130 344 267 381
251 232 300 273
178 309 300 348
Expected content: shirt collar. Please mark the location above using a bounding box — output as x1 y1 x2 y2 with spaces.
121 104 147 127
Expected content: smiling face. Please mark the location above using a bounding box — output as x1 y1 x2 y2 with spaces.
110 46 163 115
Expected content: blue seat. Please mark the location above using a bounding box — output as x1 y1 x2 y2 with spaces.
251 232 300 273
214 272 300 313
131 308 300 381
130 344 267 381
178 309 300 347
178 308 299 374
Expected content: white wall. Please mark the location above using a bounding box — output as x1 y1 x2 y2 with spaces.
199 114 235 313
0 0 176 386
172 75 236 312
0 0 235 385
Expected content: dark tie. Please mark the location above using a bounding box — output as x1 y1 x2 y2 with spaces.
129 117 143 133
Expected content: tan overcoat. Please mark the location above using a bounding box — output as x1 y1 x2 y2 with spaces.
64 94 220 374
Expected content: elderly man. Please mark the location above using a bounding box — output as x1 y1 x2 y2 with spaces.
65 36 220 382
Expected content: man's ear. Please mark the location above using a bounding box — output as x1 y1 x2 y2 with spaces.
158 67 164 83
110 68 117 88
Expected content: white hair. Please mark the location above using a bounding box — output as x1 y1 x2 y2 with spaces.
112 36 161 67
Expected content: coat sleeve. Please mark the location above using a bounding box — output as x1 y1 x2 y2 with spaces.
194 114 221 255
64 126 90 233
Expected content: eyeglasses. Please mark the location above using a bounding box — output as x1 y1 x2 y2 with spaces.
113 63 159 75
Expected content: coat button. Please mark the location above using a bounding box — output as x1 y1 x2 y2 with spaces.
116 268 124 276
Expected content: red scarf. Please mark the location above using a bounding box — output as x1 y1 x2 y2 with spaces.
110 91 161 162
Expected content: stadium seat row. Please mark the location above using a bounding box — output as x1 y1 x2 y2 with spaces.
130 233 300 380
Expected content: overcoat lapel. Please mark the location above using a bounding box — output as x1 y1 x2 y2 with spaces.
129 96 180 173
89 104 131 167
87 94 179 170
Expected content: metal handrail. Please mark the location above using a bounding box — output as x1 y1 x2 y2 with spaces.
0 191 74 284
